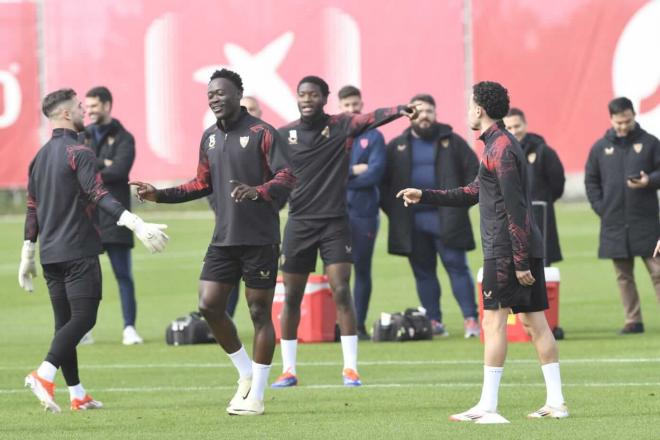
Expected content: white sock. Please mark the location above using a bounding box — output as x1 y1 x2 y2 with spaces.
68 383 86 400
227 346 252 379
477 366 503 412
280 339 298 374
541 362 565 407
340 335 358 372
251 362 271 401
37 361 57 382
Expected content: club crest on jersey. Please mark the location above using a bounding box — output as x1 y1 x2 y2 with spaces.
634 143 643 153
397 144 407 151
321 126 330 138
604 146 614 155
240 136 249 148
288 130 298 144
360 138 369 149
441 138 450 148
208 134 216 149
527 152 537 164
483 290 493 299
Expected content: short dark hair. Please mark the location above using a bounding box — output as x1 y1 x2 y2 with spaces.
338 85 361 100
42 88 77 117
86 86 113 105
209 68 244 92
298 75 329 97
410 93 436 108
608 97 635 116
473 81 510 120
506 107 526 122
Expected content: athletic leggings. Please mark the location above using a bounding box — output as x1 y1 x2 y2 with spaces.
45 296 99 386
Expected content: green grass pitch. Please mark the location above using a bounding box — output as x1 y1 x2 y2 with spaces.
1 202 659 439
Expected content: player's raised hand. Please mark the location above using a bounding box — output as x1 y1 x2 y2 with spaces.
396 188 422 207
401 103 421 120
230 180 259 202
117 211 169 253
18 240 37 293
129 181 158 202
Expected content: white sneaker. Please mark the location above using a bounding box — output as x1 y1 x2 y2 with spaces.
226 398 264 416
464 317 481 338
24 371 61 413
527 404 569 419
79 331 94 346
227 377 252 410
122 326 144 345
449 406 509 424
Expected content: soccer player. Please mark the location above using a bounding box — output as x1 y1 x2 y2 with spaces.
131 69 295 416
19 88 169 413
397 81 567 422
271 76 418 388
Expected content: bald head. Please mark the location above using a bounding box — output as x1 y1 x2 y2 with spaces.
241 96 262 119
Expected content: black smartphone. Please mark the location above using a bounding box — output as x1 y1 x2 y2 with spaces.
627 173 642 181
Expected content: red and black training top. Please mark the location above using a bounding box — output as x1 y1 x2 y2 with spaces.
25 128 125 264
420 122 543 271
156 109 295 246
279 106 406 220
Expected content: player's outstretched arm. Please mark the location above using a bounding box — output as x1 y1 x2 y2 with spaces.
116 210 169 253
346 103 420 138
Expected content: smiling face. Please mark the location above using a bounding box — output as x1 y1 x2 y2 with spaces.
208 77 242 121
85 96 111 125
503 114 527 142
297 82 327 119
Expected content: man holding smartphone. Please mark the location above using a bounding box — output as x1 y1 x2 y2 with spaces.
585 97 660 335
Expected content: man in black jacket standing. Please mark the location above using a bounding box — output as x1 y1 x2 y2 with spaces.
84 86 142 346
381 94 480 338
504 108 565 264
585 97 660 335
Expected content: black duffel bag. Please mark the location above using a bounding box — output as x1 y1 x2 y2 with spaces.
165 312 216 345
372 307 433 342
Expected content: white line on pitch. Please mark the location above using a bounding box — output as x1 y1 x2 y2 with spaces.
2 382 659 395
2 357 660 371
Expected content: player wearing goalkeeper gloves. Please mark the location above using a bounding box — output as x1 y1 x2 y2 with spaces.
131 69 295 416
19 88 169 413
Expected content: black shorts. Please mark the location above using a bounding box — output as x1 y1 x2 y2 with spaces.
482 257 548 313
280 216 352 273
200 244 279 289
42 256 103 300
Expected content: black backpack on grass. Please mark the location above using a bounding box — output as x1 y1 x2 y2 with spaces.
372 308 433 342
165 312 216 345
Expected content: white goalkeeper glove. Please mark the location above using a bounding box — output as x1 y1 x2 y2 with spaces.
18 240 37 293
117 211 169 253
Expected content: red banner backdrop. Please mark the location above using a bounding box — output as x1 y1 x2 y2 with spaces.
0 1 40 188
2 0 657 187
472 0 656 173
33 0 465 186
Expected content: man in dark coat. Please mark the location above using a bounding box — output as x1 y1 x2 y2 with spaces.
585 97 660 335
84 86 141 345
504 108 565 264
381 94 480 338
